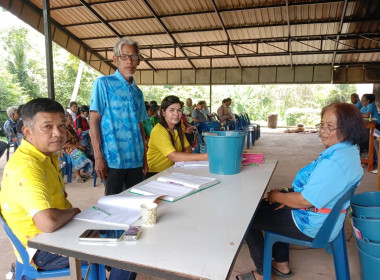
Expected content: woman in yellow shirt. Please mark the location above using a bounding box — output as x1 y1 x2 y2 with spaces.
147 95 207 177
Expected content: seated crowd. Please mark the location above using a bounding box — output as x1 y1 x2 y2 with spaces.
1 95 239 180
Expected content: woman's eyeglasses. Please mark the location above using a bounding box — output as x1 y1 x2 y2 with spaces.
315 123 340 134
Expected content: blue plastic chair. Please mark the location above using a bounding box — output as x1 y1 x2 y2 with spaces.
263 178 362 280
234 114 253 149
93 171 97 187
193 128 205 154
6 142 17 161
244 113 260 139
0 213 106 280
195 121 221 133
60 154 72 183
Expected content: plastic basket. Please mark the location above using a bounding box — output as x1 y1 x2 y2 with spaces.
356 245 380 280
354 233 380 258
204 131 247 175
351 192 380 219
350 213 380 242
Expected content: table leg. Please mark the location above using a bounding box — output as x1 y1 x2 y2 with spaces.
368 132 374 171
378 138 380 191
69 257 82 280
378 168 380 191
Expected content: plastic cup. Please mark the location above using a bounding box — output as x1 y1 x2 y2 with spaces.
140 203 157 226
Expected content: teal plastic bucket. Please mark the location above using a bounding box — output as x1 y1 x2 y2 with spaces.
350 213 380 242
351 192 380 219
354 233 380 258
204 131 247 175
356 245 380 280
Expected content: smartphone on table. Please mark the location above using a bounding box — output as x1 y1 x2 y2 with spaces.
78 229 126 242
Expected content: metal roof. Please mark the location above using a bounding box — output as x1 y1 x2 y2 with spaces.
1 0 380 83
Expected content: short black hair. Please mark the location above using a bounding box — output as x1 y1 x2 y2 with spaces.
351 93 359 98
79 105 89 113
69 101 77 107
21 98 65 127
150 104 160 113
363 93 375 103
321 102 365 145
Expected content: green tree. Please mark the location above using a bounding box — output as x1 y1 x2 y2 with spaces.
54 50 101 107
0 69 25 122
2 27 45 99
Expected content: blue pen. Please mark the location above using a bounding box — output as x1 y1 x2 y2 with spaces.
92 206 111 216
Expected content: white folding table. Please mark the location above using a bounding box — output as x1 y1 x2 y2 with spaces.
28 159 277 280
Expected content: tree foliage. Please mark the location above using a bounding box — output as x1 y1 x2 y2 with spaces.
54 49 101 107
141 83 358 127
2 27 45 100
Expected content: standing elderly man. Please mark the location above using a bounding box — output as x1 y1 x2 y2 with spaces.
90 37 148 196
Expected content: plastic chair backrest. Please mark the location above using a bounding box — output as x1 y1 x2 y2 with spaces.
60 154 72 183
196 121 220 133
0 212 34 273
239 114 247 127
312 177 362 246
244 113 251 124
213 113 220 121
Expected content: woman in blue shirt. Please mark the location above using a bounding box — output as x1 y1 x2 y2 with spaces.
237 103 365 280
360 93 380 128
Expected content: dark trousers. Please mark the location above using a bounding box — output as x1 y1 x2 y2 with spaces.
144 172 158 180
33 250 136 280
105 167 143 195
245 200 313 275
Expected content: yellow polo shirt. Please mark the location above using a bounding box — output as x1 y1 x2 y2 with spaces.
147 123 190 172
0 139 72 262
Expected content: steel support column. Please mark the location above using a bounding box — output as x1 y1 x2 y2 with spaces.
43 0 55 100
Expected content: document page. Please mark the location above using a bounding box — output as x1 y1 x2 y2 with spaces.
75 204 141 226
74 194 161 226
98 194 161 209
174 161 209 167
130 180 194 199
157 173 218 189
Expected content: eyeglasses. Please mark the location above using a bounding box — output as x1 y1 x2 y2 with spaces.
117 54 139 61
315 123 340 134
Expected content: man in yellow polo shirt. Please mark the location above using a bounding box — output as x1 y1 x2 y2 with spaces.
0 98 137 279
0 98 80 270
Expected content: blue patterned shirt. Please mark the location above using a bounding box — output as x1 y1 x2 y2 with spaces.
3 118 17 143
90 70 148 169
292 142 363 241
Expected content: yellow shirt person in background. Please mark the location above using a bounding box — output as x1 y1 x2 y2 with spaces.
0 98 80 269
147 95 207 177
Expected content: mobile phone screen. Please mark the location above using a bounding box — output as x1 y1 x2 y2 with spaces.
79 229 126 241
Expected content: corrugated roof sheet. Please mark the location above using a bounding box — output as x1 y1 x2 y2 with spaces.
4 0 380 73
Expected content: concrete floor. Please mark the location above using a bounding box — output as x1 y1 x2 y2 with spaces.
0 127 375 280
